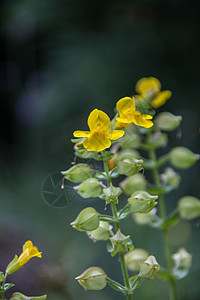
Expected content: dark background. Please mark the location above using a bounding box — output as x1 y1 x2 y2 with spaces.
0 0 199 299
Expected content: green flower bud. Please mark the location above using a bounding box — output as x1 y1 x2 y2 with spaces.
128 191 158 214
139 255 160 280
178 196 200 220
172 248 192 270
61 163 94 182
146 131 168 148
75 267 107 290
161 167 181 190
125 248 149 271
120 173 147 195
103 184 122 204
110 229 132 255
74 178 103 198
115 149 140 162
169 147 199 169
119 126 141 149
87 221 112 241
155 112 182 131
117 156 143 176
5 255 21 275
10 293 47 300
70 207 100 231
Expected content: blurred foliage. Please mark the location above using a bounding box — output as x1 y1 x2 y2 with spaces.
0 0 199 299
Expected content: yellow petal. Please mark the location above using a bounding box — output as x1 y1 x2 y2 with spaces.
135 77 161 95
109 130 125 140
83 132 111 152
116 97 135 118
88 109 110 131
73 130 90 137
30 246 42 258
151 90 172 108
22 240 33 252
132 111 153 128
115 120 132 129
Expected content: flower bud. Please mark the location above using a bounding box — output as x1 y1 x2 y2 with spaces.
172 248 192 270
178 196 200 220
117 156 143 176
103 184 122 204
147 131 168 148
128 191 158 214
87 221 112 241
120 173 147 195
125 248 149 271
74 178 102 198
161 167 181 190
61 164 94 182
75 267 107 290
155 112 182 131
110 229 132 255
10 292 47 300
169 147 199 169
70 207 99 231
139 255 160 280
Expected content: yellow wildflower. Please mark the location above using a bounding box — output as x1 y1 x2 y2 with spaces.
17 240 42 266
116 97 153 129
6 240 42 275
135 77 172 108
73 109 124 152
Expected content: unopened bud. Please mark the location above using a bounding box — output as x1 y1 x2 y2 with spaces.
117 156 143 176
74 178 102 198
161 167 181 190
139 255 160 280
70 207 99 231
103 184 122 204
169 147 199 169
87 221 112 241
172 248 192 270
178 196 200 220
61 163 94 182
133 208 158 225
110 230 132 255
75 267 107 290
5 255 21 275
120 173 147 195
155 112 182 131
125 248 149 271
128 191 158 214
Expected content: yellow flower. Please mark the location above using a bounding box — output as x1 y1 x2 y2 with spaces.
135 77 172 108
17 240 42 266
116 97 153 129
73 109 124 152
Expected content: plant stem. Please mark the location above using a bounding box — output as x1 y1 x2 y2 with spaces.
103 157 132 300
149 147 177 300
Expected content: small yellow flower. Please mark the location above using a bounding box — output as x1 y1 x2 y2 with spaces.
135 77 172 108
17 240 42 266
116 97 153 129
73 109 124 152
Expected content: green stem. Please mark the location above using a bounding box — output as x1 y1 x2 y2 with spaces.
103 156 132 300
149 147 177 300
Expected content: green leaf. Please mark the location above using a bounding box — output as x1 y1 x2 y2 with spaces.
10 292 47 300
94 171 107 180
95 152 114 161
4 283 15 291
160 213 179 229
0 272 4 283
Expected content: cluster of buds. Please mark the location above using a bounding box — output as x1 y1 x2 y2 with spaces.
61 76 199 298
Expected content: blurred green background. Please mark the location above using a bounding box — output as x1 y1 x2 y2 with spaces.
0 0 199 299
